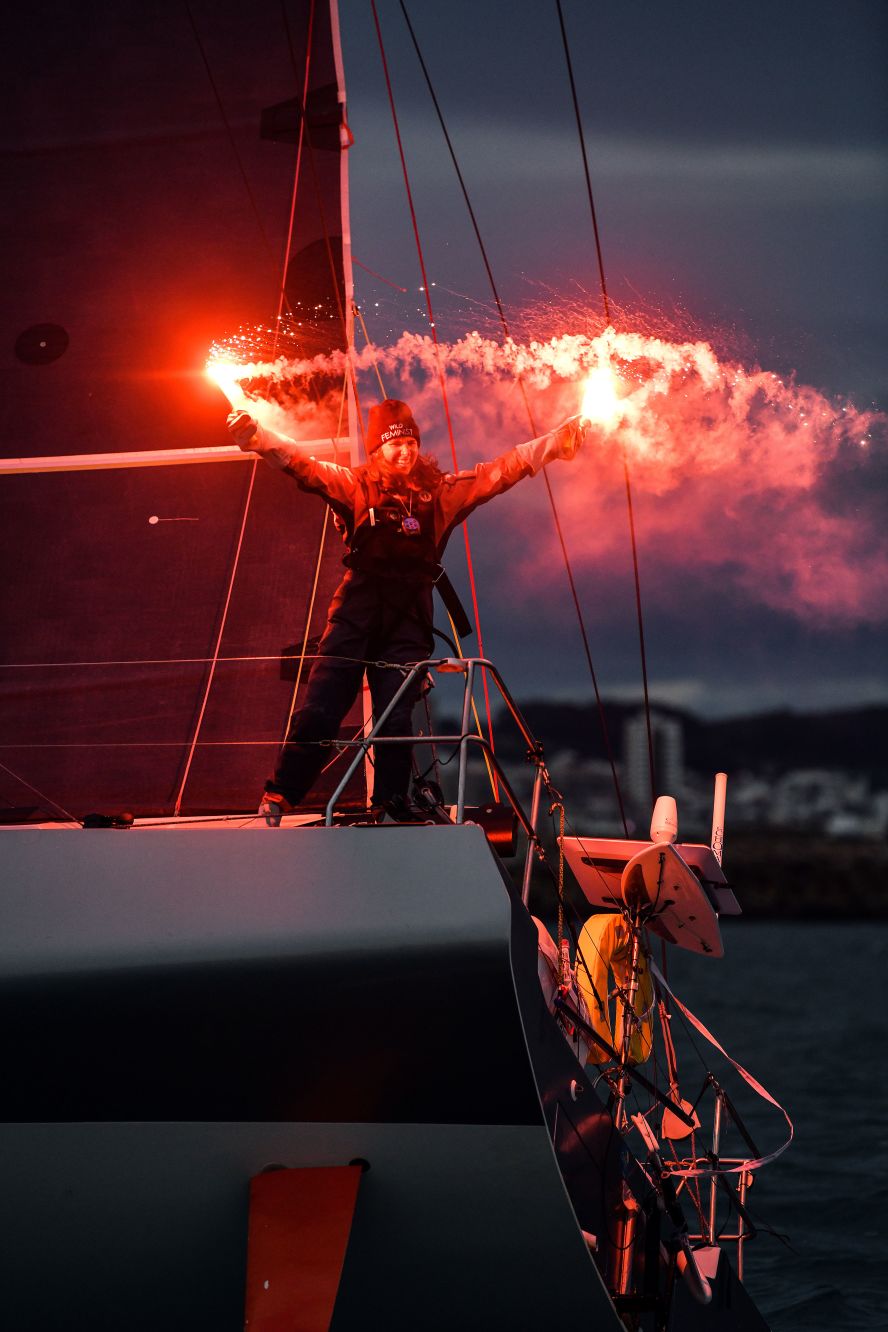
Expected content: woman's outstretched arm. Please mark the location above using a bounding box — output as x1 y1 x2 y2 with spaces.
434 416 590 544
227 411 357 508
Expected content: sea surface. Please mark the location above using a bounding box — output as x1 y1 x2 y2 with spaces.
661 920 888 1331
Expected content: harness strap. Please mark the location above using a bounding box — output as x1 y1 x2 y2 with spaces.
434 570 472 639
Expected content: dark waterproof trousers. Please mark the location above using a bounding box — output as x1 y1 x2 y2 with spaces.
269 569 435 807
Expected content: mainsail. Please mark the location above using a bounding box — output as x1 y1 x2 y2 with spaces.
0 0 362 818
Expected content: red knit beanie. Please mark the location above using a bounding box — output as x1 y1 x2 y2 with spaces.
366 399 420 454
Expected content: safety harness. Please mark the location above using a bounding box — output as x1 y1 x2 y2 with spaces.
344 478 473 638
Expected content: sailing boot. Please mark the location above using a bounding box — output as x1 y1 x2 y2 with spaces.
258 790 294 827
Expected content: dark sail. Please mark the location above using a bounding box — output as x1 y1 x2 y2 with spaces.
0 0 362 819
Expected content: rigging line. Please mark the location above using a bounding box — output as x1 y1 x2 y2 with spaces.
279 1 352 357
315 718 374 777
353 256 408 291
279 0 370 455
273 0 317 345
275 4 326 747
398 1 509 335
553 0 610 324
173 458 260 815
652 963 794 1181
193 11 351 804
419 692 441 786
554 0 656 808
181 6 312 786
354 303 388 397
0 650 451 672
286 510 330 728
428 282 506 319
666 1135 709 1234
3 741 368 750
623 455 657 806
0 652 392 669
182 0 275 265
540 465 629 834
280 373 349 741
370 0 499 796
0 759 80 826
399 0 627 834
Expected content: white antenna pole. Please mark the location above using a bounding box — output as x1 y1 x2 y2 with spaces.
711 771 728 865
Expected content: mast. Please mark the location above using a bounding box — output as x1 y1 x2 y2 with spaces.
329 0 360 467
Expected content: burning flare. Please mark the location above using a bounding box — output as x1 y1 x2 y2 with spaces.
205 350 291 433
205 356 247 408
580 364 622 429
202 322 885 624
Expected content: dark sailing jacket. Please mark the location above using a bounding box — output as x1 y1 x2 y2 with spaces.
249 423 578 581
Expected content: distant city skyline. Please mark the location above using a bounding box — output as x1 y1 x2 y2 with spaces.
497 703 888 841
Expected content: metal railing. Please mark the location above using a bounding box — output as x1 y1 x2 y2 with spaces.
322 657 548 903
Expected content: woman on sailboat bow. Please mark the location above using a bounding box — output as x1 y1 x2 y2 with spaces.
227 399 588 823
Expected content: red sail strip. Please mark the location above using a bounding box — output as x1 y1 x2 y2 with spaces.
244 1166 362 1332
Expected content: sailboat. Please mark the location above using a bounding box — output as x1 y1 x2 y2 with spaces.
1 2 790 1328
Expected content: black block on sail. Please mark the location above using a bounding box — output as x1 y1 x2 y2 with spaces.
283 236 347 359
260 83 345 151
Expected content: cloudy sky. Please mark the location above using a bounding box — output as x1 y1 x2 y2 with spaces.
334 0 887 716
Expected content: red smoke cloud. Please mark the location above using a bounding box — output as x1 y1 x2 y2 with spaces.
213 327 886 626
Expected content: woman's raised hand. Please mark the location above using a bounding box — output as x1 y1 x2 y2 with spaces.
227 409 258 448
556 414 589 459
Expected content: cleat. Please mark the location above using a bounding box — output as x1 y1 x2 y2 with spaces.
258 791 292 827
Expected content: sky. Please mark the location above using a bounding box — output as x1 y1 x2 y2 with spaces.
334 0 887 717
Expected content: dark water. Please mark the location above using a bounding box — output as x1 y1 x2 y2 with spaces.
663 920 888 1331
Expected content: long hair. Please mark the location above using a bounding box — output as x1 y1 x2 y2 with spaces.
360 451 445 490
